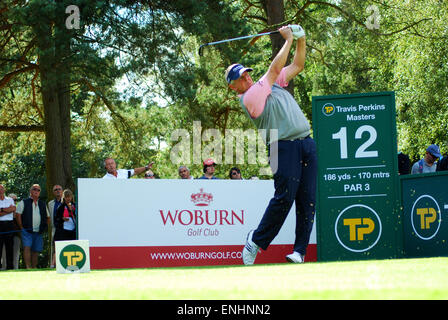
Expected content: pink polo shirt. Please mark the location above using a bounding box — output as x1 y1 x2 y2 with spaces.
240 68 289 119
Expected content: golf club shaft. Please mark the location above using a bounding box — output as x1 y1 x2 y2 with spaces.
199 30 280 56
203 30 280 47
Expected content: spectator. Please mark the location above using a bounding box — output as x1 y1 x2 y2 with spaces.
198 158 219 179
411 144 441 174
8 193 21 270
1 193 21 270
229 167 243 180
16 184 49 269
54 189 77 242
178 166 194 180
436 142 448 172
0 185 17 270
398 151 411 175
103 157 154 179
144 170 155 179
47 185 63 268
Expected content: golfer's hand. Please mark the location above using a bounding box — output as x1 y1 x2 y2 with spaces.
288 24 305 39
279 26 293 42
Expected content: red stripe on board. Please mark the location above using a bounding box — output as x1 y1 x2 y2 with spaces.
89 244 317 269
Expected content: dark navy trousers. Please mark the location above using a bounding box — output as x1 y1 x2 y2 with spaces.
252 137 317 255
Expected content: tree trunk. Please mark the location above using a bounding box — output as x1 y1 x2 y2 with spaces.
55 1 75 192
263 0 285 57
262 0 294 94
34 4 75 198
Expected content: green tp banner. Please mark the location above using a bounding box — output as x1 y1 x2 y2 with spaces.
401 171 448 258
312 92 401 261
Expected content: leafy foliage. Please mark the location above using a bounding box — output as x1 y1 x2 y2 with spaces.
1 0 447 186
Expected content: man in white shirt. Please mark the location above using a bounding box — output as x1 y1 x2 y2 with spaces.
103 157 154 179
0 184 17 270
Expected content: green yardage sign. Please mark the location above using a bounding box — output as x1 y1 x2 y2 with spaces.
312 92 401 261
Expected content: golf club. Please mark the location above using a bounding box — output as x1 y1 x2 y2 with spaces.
198 25 304 56
198 30 280 56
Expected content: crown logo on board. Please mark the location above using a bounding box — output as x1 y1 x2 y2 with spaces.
190 188 213 206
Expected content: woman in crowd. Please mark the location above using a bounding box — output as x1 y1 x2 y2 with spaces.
54 189 77 241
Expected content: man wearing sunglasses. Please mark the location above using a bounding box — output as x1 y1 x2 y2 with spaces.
144 170 156 179
229 167 243 180
16 184 49 269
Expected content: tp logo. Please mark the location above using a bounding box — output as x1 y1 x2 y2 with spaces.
60 244 86 272
344 218 375 241
411 195 441 240
335 204 382 253
322 103 335 116
416 208 437 229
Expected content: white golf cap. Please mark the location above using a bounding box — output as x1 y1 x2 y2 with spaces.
225 63 253 84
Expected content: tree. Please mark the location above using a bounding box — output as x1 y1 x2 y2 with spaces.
1 0 447 190
0 0 254 194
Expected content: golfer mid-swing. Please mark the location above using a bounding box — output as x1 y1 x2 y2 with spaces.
225 25 317 264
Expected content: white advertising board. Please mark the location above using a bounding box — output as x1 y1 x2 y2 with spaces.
78 178 316 268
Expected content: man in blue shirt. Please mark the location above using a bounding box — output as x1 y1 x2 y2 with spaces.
411 144 441 174
198 158 219 179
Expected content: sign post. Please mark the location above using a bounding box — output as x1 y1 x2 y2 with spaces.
312 92 402 261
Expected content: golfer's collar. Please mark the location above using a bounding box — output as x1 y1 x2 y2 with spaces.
238 88 251 97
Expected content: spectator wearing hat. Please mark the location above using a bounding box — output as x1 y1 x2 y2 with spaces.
198 158 219 179
411 144 441 174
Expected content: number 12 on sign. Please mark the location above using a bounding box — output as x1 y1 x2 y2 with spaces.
332 125 378 159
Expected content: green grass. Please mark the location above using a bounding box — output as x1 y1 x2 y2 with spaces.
1 257 447 299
